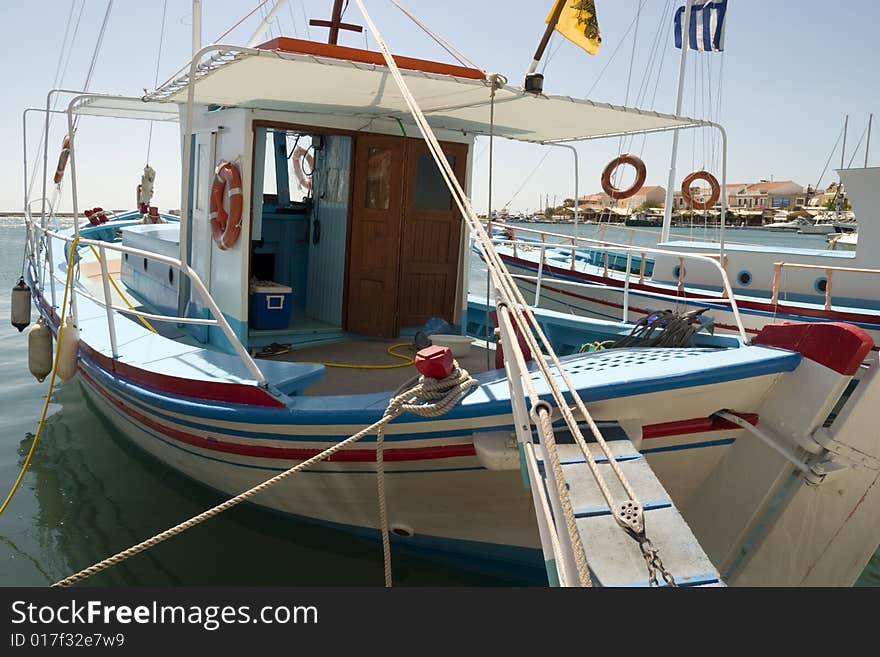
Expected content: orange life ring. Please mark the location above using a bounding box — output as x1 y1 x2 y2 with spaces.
210 161 243 250
681 170 721 210
54 135 71 185
292 145 314 192
600 154 647 200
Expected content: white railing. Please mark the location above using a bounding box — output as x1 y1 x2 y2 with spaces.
29 222 267 387
491 224 748 341
771 261 880 312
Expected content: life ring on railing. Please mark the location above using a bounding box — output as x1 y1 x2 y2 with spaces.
210 161 243 250
53 135 71 185
681 170 721 210
292 145 314 192
600 154 647 200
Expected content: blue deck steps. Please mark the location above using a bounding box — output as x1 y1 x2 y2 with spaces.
536 440 724 587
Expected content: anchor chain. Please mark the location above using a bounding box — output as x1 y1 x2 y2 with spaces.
638 537 678 588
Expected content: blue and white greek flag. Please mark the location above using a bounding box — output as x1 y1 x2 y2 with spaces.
674 0 727 52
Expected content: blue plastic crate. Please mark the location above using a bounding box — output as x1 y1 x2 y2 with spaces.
249 283 293 330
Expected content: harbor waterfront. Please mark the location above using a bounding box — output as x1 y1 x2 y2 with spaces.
1 216 878 586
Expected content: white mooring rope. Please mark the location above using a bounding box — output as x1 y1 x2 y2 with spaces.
353 0 673 586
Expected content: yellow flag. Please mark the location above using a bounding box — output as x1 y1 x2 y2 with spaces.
548 0 602 56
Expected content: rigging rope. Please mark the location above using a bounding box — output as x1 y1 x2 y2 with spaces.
354 0 673 586
73 0 113 133
145 0 168 165
389 1 483 72
27 0 84 201
815 125 846 190
212 0 272 43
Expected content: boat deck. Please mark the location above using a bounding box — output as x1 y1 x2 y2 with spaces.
257 338 496 396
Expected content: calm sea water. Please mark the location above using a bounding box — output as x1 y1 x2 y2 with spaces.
0 218 876 586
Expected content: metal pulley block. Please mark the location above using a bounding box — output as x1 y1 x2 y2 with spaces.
615 500 644 535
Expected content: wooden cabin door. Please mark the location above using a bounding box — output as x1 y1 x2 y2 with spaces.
347 135 406 338
398 140 467 328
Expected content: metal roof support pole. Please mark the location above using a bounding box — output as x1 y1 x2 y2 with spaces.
662 0 695 242
178 52 202 321
715 122 728 258
64 100 80 324
548 143 579 239
41 89 87 231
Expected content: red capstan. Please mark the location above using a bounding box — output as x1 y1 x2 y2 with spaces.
148 206 159 224
415 345 454 379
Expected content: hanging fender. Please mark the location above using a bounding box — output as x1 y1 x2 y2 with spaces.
54 135 71 185
681 170 721 210
292 145 314 192
600 154 647 200
210 161 243 250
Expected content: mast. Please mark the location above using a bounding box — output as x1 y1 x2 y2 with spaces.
191 0 201 57
865 114 873 168
525 0 565 81
661 0 695 243
837 114 849 219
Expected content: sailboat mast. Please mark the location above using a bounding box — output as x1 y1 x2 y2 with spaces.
837 115 849 220
661 0 695 243
865 114 873 168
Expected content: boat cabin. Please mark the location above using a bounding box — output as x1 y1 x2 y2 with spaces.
120 39 481 354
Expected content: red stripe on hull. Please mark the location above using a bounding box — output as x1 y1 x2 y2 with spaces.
79 367 477 463
642 413 759 440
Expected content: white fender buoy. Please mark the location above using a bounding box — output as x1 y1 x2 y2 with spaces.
56 315 80 382
11 277 31 332
28 318 53 382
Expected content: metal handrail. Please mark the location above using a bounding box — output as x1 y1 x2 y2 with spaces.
771 261 880 312
31 222 267 386
492 233 747 341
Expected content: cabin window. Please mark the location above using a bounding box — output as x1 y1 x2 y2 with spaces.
414 152 455 210
737 270 752 286
365 147 392 210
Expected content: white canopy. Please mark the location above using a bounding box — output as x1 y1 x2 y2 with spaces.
71 95 180 122
144 47 708 144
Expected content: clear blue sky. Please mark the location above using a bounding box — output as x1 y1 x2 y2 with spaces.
2 0 878 214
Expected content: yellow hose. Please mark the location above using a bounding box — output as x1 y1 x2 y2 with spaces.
88 244 157 333
1 236 81 515
307 342 415 369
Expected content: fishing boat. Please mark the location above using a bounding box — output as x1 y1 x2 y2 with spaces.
493 165 880 355
12 1 880 586
490 1 880 359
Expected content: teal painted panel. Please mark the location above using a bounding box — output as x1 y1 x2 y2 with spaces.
306 135 351 326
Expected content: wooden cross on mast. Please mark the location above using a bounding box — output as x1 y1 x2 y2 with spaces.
309 0 363 45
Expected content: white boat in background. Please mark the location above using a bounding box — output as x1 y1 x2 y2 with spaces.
829 231 858 251
764 215 811 232
12 0 880 588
